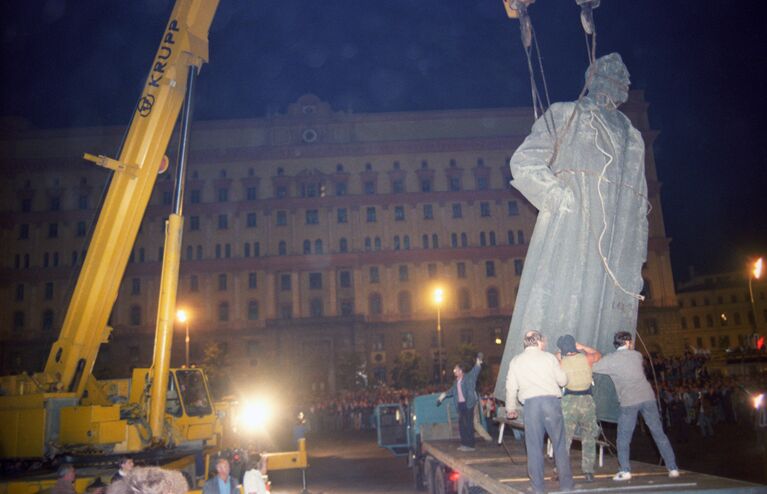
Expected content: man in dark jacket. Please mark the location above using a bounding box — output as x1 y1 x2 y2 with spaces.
203 458 240 494
438 353 483 451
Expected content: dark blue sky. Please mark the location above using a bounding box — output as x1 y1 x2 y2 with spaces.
2 0 766 282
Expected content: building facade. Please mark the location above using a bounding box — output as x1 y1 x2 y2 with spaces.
0 92 678 394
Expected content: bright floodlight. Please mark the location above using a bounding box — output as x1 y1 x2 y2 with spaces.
239 400 272 431
754 258 764 280
754 393 764 410
434 288 444 305
176 309 188 323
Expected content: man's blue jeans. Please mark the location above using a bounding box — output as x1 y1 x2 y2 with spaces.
523 396 574 493
617 400 678 472
458 402 475 447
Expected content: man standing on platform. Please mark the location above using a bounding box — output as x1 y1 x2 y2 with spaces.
506 331 574 493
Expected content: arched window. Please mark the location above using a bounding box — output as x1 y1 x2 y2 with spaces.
459 288 471 311
315 239 323 254
303 240 311 254
339 238 348 253
364 237 372 251
394 236 401 250
278 241 287 256
507 230 515 244
196 245 203 259
489 231 496 246
422 234 429 249
374 237 381 250
186 245 193 260
369 293 383 315
398 291 412 315
432 234 439 248
403 235 410 250
42 309 55 331
480 232 487 247
247 300 259 320
460 233 468 247
451 233 458 248
486 288 499 309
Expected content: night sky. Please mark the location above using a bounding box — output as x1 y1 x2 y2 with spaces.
2 0 765 283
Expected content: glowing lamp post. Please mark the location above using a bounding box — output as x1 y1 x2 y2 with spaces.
434 288 444 385
177 309 190 367
749 258 763 333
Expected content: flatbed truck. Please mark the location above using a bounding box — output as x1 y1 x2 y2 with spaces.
377 393 766 494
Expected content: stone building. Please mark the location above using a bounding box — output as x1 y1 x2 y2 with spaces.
0 91 678 394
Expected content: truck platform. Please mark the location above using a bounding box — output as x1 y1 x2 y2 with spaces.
422 437 766 493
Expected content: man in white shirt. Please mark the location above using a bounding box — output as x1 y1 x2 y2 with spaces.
506 330 573 493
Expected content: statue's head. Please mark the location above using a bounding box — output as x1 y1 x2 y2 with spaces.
585 52 630 107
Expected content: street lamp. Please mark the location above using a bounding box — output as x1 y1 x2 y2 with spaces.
434 288 444 385
177 309 190 367
749 258 763 335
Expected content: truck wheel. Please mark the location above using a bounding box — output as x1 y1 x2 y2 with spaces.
433 464 447 494
413 457 426 491
425 458 436 494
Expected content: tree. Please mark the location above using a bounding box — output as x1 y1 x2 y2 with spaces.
199 341 230 398
336 351 368 391
448 343 491 390
390 352 429 389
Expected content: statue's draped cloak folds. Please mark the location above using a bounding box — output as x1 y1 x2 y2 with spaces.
493 99 648 404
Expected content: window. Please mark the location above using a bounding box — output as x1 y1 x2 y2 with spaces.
401 332 414 349
276 211 288 226
364 181 376 195
693 316 701 329
486 260 496 277
275 185 288 198
218 302 229 322
278 241 287 256
480 232 487 247
372 334 385 351
43 281 54 300
244 243 251 257
507 230 515 244
457 262 467 278
706 314 714 327
15 284 24 301
309 273 323 289
253 242 260 257
459 288 471 310
217 214 228 230
315 239 323 254
280 274 292 291
451 233 458 248
427 263 437 278
340 270 351 288
477 176 488 190
399 265 409 281
196 245 203 260
248 300 259 320
403 235 410 249
42 309 54 331
190 216 200 231
508 201 519 216
431 234 439 248
78 194 88 210
339 238 348 253
448 176 461 192
301 183 319 198
215 244 222 259
421 180 432 192
517 230 526 244
310 298 324 317
13 311 24 330
303 240 311 254
487 288 499 309
364 237 372 251
190 275 199 292
452 203 462 219
217 188 228 202
337 208 348 224
480 202 491 217
130 305 141 326
50 197 60 211
18 224 29 239
423 204 433 219
489 231 496 246
514 259 524 276
366 207 377 223
246 186 257 201
247 213 257 228
734 312 742 325
21 198 32 212
460 233 468 247
369 293 382 315
218 274 227 291
374 237 381 250
280 304 293 319
48 223 58 238
398 291 412 314
131 278 140 295
191 189 201 203
392 179 405 193
680 317 687 329
460 329 473 344
248 272 257 289
370 266 380 283
334 181 347 196
422 234 429 249
306 209 319 224
394 236 401 250
394 206 405 221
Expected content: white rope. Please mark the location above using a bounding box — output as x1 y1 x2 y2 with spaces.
588 110 645 302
